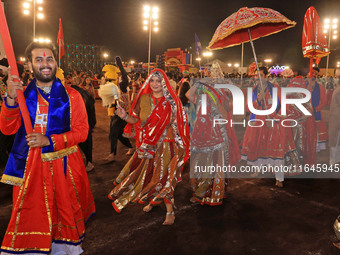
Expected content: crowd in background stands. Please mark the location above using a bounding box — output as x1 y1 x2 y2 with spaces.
0 63 339 167
1 65 340 103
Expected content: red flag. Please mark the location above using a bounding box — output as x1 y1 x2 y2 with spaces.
57 18 65 59
0 1 33 134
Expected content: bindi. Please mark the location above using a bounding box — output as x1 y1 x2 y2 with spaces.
43 52 46 57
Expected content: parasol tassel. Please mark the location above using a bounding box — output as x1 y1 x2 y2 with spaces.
0 3 33 134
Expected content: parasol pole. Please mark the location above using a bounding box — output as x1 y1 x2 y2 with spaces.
240 42 244 85
309 58 313 90
325 29 331 76
147 13 152 75
310 58 313 79
59 38 61 67
247 29 268 111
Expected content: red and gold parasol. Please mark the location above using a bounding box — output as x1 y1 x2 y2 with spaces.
208 7 296 50
302 6 329 78
208 7 296 111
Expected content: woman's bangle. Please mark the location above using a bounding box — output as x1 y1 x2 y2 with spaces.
122 114 129 120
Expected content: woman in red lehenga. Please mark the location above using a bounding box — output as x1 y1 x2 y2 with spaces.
108 69 190 225
241 67 298 187
286 76 317 166
188 63 240 205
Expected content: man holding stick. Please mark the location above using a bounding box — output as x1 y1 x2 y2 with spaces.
0 41 95 255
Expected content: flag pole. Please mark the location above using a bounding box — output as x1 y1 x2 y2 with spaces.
59 38 61 67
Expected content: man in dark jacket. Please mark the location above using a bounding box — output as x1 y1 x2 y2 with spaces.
71 84 96 172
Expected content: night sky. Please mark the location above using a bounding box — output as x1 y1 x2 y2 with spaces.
2 0 340 70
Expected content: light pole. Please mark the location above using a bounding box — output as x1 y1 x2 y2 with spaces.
264 58 272 67
23 0 44 40
143 5 159 75
103 53 108 64
234 63 240 73
34 37 50 43
195 57 201 69
324 18 338 75
202 51 213 65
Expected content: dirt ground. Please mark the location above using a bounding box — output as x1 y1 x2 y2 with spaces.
0 101 339 255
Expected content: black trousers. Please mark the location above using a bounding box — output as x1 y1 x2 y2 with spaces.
109 115 132 155
79 130 93 164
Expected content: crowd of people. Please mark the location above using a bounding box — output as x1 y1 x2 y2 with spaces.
0 41 339 254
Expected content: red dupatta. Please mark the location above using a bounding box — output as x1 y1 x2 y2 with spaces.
124 69 190 162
